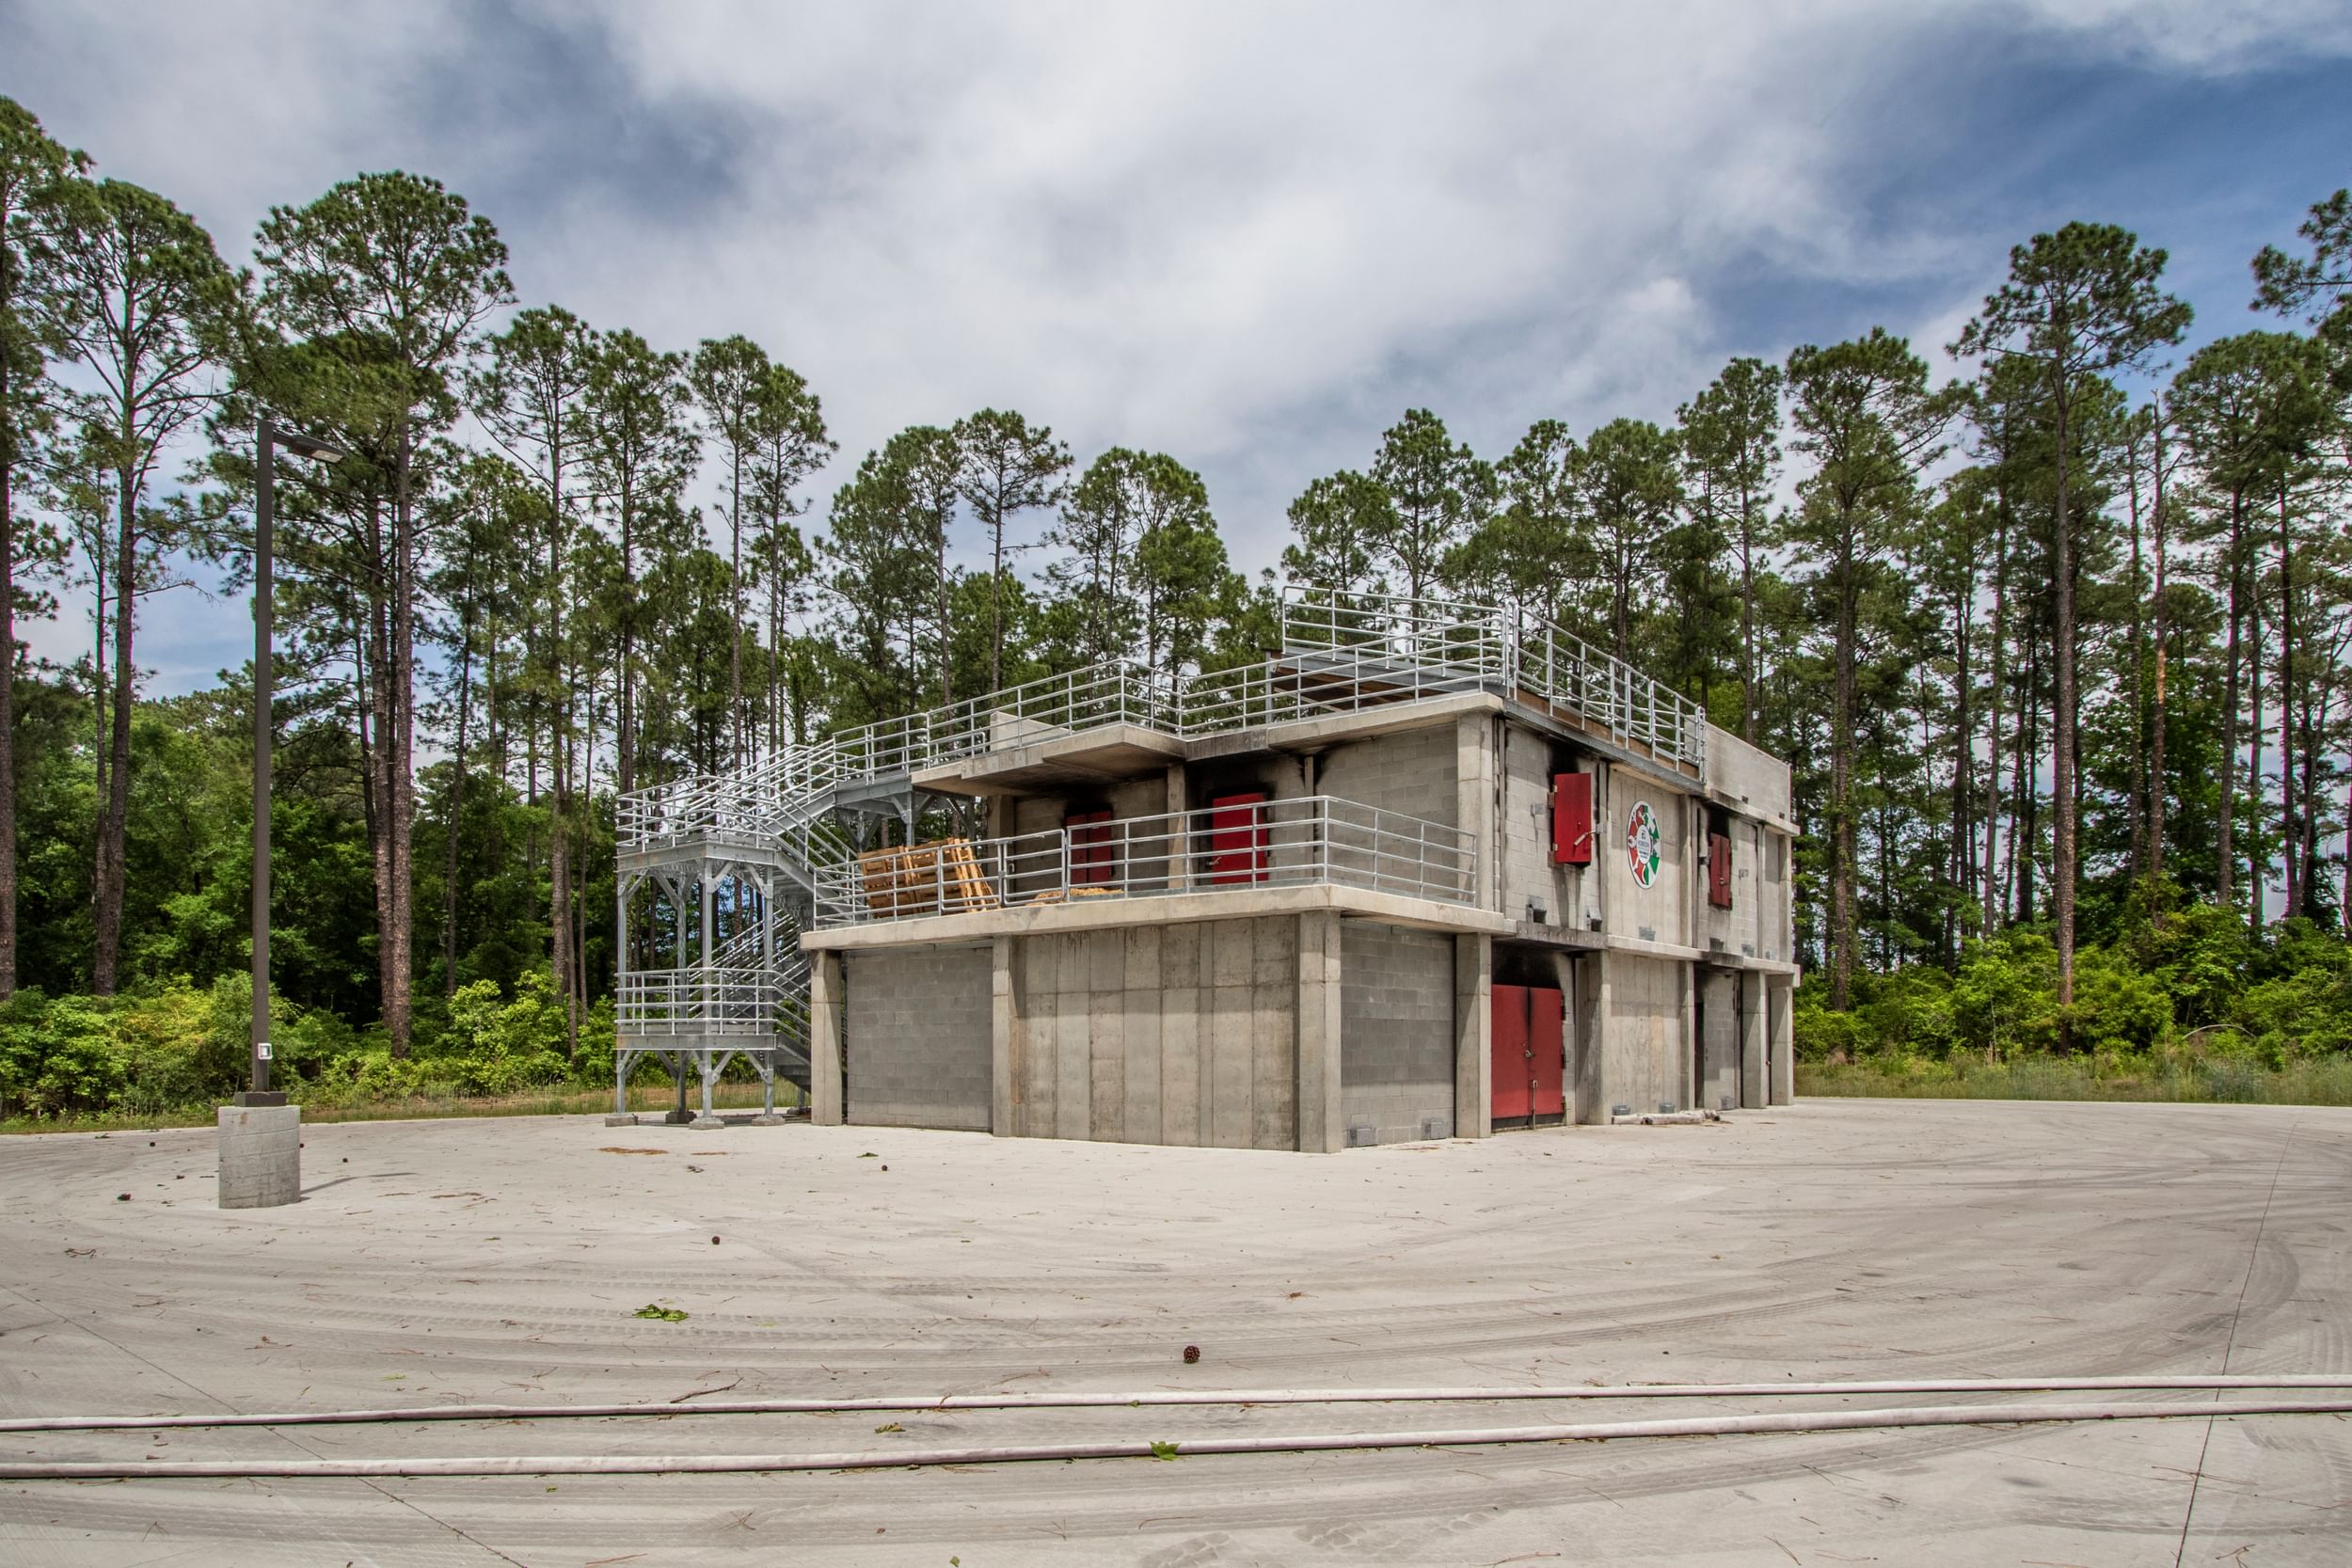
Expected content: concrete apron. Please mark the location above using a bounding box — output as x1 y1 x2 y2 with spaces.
216 1104 301 1209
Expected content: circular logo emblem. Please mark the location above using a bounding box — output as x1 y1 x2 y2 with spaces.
1626 800 1662 889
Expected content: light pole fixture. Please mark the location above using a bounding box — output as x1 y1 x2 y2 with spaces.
237 419 343 1108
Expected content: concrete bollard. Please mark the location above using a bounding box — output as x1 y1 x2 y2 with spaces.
217 1104 302 1209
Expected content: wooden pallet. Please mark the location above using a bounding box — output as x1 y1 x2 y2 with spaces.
857 838 1002 916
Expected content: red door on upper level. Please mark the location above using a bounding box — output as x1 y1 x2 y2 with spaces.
1552 771 1594 864
1708 831 1734 908
1209 792 1269 884
1066 809 1114 884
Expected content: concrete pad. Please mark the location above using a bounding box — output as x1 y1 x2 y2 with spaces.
3 1099 2348 1564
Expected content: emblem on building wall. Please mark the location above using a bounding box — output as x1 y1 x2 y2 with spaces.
1626 799 1662 889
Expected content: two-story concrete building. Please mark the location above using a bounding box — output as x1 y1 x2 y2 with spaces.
607 591 1797 1149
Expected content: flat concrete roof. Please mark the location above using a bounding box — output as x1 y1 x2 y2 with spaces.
5 1098 2342 1563
912 722 1187 797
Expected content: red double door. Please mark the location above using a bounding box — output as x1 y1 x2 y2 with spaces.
1491 984 1565 1125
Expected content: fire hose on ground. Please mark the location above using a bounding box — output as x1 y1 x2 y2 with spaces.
4 1375 2348 1480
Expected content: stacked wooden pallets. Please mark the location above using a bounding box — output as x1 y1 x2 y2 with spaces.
856 838 1000 917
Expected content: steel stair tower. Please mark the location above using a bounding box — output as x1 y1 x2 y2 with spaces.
612 736 915 1127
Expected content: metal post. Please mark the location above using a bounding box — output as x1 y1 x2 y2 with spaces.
244 424 278 1106
614 878 630 1117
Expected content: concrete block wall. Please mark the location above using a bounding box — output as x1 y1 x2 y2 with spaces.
843 943 994 1130
1314 721 1458 829
1012 773 1169 839
1009 916 1299 1149
1339 922 1456 1144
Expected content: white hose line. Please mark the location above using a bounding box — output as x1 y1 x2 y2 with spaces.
8 1374 2349 1435
6 1399 2347 1481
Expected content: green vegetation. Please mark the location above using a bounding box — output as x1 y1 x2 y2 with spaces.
0 969 638 1128
1795 884 2352 1103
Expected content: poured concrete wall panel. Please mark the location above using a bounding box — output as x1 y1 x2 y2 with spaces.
1706 725 1793 822
1697 968 1740 1111
1604 954 1687 1115
1009 915 1298 1149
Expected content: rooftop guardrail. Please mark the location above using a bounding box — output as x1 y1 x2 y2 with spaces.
615 587 1708 857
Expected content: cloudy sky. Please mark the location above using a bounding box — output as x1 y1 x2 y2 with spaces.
6 0 2350 691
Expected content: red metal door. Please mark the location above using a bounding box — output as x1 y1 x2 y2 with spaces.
1552 771 1594 863
1209 792 1269 884
1493 983 1565 1126
1491 984 1531 1123
1530 987 1565 1118
1067 809 1114 884
1708 831 1734 908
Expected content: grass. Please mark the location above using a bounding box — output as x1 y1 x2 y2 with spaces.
1799 1054 2352 1107
1 1079 803 1135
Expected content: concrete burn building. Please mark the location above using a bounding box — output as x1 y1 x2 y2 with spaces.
613 590 1798 1148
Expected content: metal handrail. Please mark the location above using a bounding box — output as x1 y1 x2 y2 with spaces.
812 795 1476 928
615 588 1706 862
615 967 784 1037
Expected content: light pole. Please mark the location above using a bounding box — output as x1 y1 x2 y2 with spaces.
238 419 342 1108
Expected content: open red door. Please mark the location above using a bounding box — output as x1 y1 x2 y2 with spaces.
1530 986 1565 1119
1491 984 1531 1124
1552 771 1594 864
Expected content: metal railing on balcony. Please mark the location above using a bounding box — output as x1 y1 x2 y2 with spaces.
812 795 1476 927
615 967 787 1038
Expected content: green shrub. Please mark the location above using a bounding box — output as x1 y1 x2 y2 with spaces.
109 983 221 1113
2065 944 2173 1056
30 998 123 1114
1793 994 1871 1063
1949 932 2058 1057
437 973 569 1094
571 996 619 1085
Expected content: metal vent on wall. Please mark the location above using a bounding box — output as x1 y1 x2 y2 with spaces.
1346 1124 1376 1148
